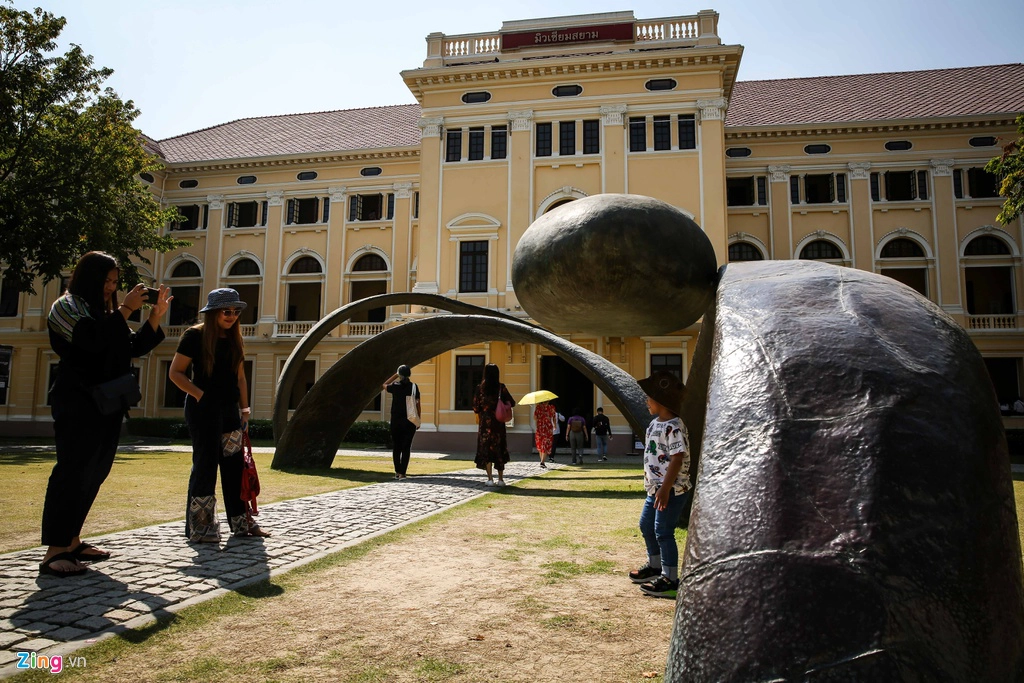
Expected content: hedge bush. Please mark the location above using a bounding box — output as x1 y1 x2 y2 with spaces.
126 416 391 447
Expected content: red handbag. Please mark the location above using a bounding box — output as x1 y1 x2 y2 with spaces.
240 432 261 517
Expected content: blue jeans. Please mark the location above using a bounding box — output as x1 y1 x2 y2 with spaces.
595 434 609 457
639 489 691 569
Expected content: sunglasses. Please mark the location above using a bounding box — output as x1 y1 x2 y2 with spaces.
219 308 243 316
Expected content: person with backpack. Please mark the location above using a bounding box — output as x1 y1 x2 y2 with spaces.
566 409 589 465
592 406 612 461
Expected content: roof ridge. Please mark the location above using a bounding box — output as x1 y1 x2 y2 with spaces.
158 102 422 143
735 62 1024 87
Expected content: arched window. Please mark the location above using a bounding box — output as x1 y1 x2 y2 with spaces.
289 256 323 274
965 235 1011 256
800 240 842 260
171 261 201 278
728 242 764 262
880 238 925 258
229 258 261 276
353 254 387 272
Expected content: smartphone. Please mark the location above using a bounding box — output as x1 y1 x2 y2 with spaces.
143 287 161 304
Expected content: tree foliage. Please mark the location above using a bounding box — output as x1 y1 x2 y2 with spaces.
0 3 186 294
986 114 1024 226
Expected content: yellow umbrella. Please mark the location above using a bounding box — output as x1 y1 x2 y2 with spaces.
518 389 558 406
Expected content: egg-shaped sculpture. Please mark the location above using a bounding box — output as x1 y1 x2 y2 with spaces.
511 194 718 336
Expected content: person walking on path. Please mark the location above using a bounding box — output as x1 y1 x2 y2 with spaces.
532 399 557 468
473 363 515 486
592 407 612 461
566 409 589 465
40 251 170 577
169 288 268 542
384 364 420 479
628 370 692 599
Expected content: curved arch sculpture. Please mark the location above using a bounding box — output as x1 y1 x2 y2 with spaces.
273 293 529 450
271 314 649 469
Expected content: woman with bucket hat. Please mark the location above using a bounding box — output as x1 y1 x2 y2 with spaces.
169 288 268 542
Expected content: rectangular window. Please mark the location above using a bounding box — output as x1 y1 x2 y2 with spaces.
491 126 507 160
173 204 202 231
756 176 768 206
651 353 683 380
413 191 420 218
162 360 186 408
653 115 671 151
287 197 320 224
459 240 488 293
386 193 395 220
0 274 19 317
953 169 964 198
835 174 847 203
870 172 881 201
629 117 646 152
583 119 600 154
535 123 552 157
468 127 484 161
445 129 462 162
260 200 268 227
227 201 259 228
559 121 576 156
967 167 999 198
455 355 486 410
322 197 330 223
726 177 756 207
804 174 834 204
885 171 917 201
678 114 696 150
202 204 209 229
789 176 800 205
916 170 929 200
349 194 384 221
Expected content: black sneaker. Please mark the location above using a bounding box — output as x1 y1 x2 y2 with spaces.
639 576 679 599
628 563 661 584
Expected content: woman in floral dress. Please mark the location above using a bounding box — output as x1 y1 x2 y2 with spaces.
533 400 556 469
473 363 515 486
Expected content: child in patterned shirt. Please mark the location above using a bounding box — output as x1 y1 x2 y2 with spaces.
628 370 692 599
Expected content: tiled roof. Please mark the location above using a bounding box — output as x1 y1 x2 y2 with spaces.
157 104 423 164
726 63 1024 128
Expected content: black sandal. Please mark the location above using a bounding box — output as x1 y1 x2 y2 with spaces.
71 542 112 563
39 552 87 577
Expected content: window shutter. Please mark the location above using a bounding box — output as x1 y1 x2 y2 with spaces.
916 170 929 200
227 203 237 227
202 204 209 229
261 201 268 226
789 176 800 205
322 197 330 223
286 199 296 224
756 176 767 206
870 173 880 201
349 196 359 221
414 192 420 218
953 169 963 198
828 174 836 202
312 197 319 222
387 193 395 220
835 174 847 203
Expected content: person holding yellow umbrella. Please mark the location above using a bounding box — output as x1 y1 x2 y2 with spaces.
520 390 558 469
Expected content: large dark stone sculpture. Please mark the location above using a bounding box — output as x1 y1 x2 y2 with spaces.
272 314 650 469
667 260 1024 682
511 193 718 336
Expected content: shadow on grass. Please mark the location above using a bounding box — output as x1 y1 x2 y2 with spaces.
0 450 57 464
275 466 398 484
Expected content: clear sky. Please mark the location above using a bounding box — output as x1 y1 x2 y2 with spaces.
14 0 1024 141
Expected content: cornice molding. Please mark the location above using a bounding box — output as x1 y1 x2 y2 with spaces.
724 117 1019 140
167 148 420 173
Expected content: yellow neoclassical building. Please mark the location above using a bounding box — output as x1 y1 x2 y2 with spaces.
1 9 1022 451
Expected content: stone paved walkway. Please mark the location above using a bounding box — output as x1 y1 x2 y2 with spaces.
0 460 557 678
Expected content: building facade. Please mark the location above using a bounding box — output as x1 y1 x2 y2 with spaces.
1 10 1022 450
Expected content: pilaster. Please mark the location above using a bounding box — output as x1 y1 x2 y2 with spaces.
847 162 874 272
600 105 627 194
697 98 728 263
930 158 963 319
767 166 792 258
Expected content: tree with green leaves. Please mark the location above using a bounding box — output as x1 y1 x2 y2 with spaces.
0 3 186 294
986 114 1024 226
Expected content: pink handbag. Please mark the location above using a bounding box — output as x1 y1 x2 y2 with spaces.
494 387 513 423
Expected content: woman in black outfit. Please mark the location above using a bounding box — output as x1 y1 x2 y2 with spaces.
169 288 268 542
384 364 420 479
41 251 170 577
473 363 515 486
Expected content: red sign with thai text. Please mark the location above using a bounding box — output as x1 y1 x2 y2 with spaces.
501 22 634 51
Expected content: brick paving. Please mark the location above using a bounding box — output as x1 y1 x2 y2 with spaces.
0 460 558 678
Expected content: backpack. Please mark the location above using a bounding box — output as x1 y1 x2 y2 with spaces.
569 417 584 432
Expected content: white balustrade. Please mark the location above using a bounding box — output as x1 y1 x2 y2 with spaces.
347 322 387 337
968 315 1019 330
274 321 315 337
